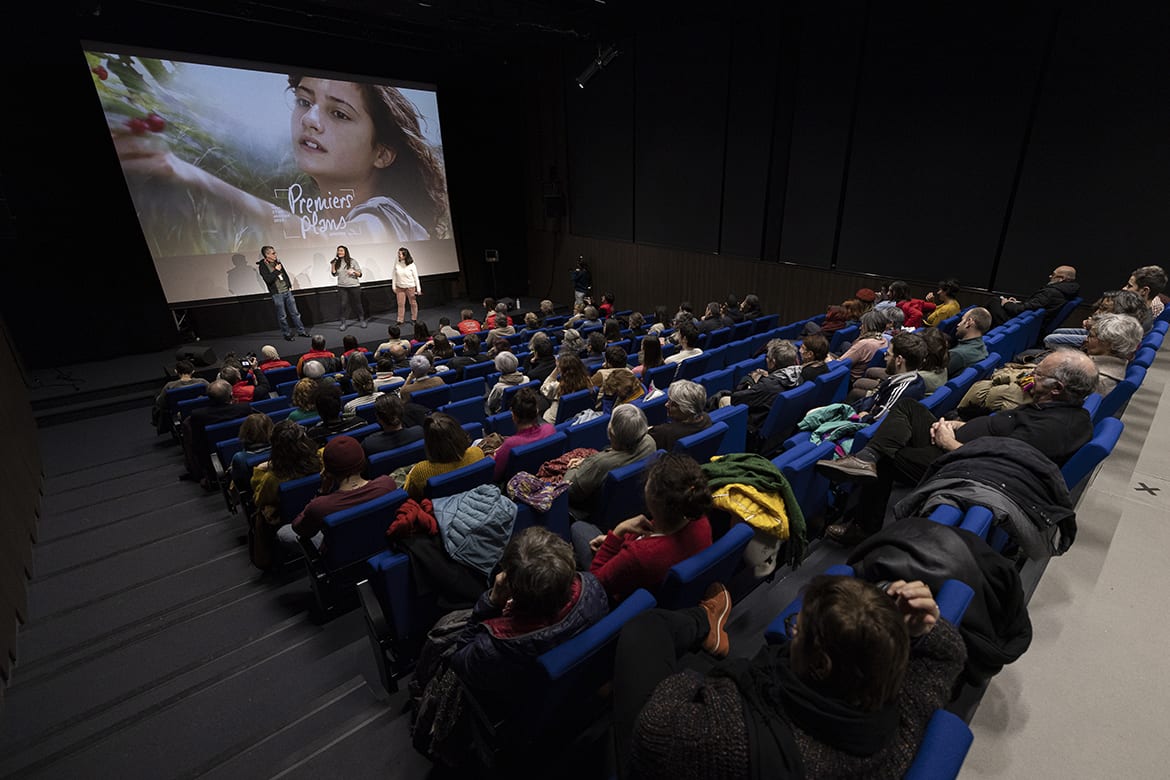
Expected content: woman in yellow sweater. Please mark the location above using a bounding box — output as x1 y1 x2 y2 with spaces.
924 278 961 327
403 412 486 499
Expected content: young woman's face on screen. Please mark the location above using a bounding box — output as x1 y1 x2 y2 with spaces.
291 78 393 187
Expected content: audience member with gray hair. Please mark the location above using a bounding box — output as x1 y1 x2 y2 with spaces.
835 309 890 383
399 353 444 403
723 338 806 450
1083 313 1143 395
485 351 530 415
650 380 713 451
562 404 656 521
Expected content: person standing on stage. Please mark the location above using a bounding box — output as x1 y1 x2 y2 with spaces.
331 245 367 331
257 246 308 341
391 246 422 326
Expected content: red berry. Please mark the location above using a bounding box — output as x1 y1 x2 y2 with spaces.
92 65 109 81
127 118 148 135
146 113 166 132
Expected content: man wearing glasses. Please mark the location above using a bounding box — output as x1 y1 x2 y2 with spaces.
817 348 1097 546
986 264 1080 328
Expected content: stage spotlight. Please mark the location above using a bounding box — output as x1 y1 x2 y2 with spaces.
576 45 619 89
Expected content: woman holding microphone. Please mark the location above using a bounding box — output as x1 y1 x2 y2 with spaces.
331 245 366 330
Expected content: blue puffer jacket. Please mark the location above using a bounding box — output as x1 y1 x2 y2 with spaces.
448 572 610 710
432 484 517 576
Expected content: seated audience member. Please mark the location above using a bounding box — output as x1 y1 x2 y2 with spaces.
648 305 672 335
849 331 928 423
485 351 530 415
278 434 398 556
855 286 877 314
343 350 371 382
249 420 322 566
297 335 338 376
220 363 261 404
818 304 850 334
457 308 482 335
571 452 713 604
229 412 273 500
663 321 702 365
598 292 616 319
287 378 319 422
446 333 490 380
432 527 609 720
560 327 585 357
519 311 542 338
438 317 460 339
674 301 698 328
361 393 425 456
492 387 557 481
591 345 630 389
399 354 444 403
739 294 763 319
563 404 657 520
721 294 744 324
537 299 557 326
917 327 950 394
627 311 649 336
305 383 366 445
1083 312 1144 395
1124 264 1167 317
343 368 383 417
526 333 558 383
649 380 712 451
540 352 594 424
418 332 456 363
378 339 412 370
585 331 608 365
881 306 906 339
578 305 604 330
484 301 514 331
152 359 208 431
403 413 487 500
566 301 588 328
697 301 728 335
257 345 292 372
341 334 368 358
181 379 251 487
1044 289 1152 350
632 335 664 379
615 576 965 779
846 310 909 399
600 367 646 410
410 320 432 347
376 323 405 355
840 297 865 326
371 353 406 391
885 280 932 328
818 348 1096 545
924 278 962 326
798 332 831 382
948 306 991 377
986 265 1079 328
723 339 804 439
603 318 624 344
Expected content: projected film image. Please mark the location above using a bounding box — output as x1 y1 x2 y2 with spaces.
85 47 457 304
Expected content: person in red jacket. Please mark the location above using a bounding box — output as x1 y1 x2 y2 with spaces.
578 452 713 604
888 280 933 328
257 345 292 372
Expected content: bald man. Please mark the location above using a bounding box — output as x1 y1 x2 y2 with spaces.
987 265 1080 327
817 348 1096 545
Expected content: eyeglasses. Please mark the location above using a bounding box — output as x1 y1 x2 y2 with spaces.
783 611 799 639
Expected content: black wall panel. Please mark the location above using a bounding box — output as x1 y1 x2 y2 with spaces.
633 26 730 252
565 40 637 242
719 24 782 260
832 5 1051 288
777 1 868 268
997 4 1170 302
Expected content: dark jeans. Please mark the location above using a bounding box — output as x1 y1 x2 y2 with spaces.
338 286 364 322
272 291 305 336
856 397 946 532
612 607 711 778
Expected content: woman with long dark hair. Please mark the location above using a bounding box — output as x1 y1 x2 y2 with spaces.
331 245 366 330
